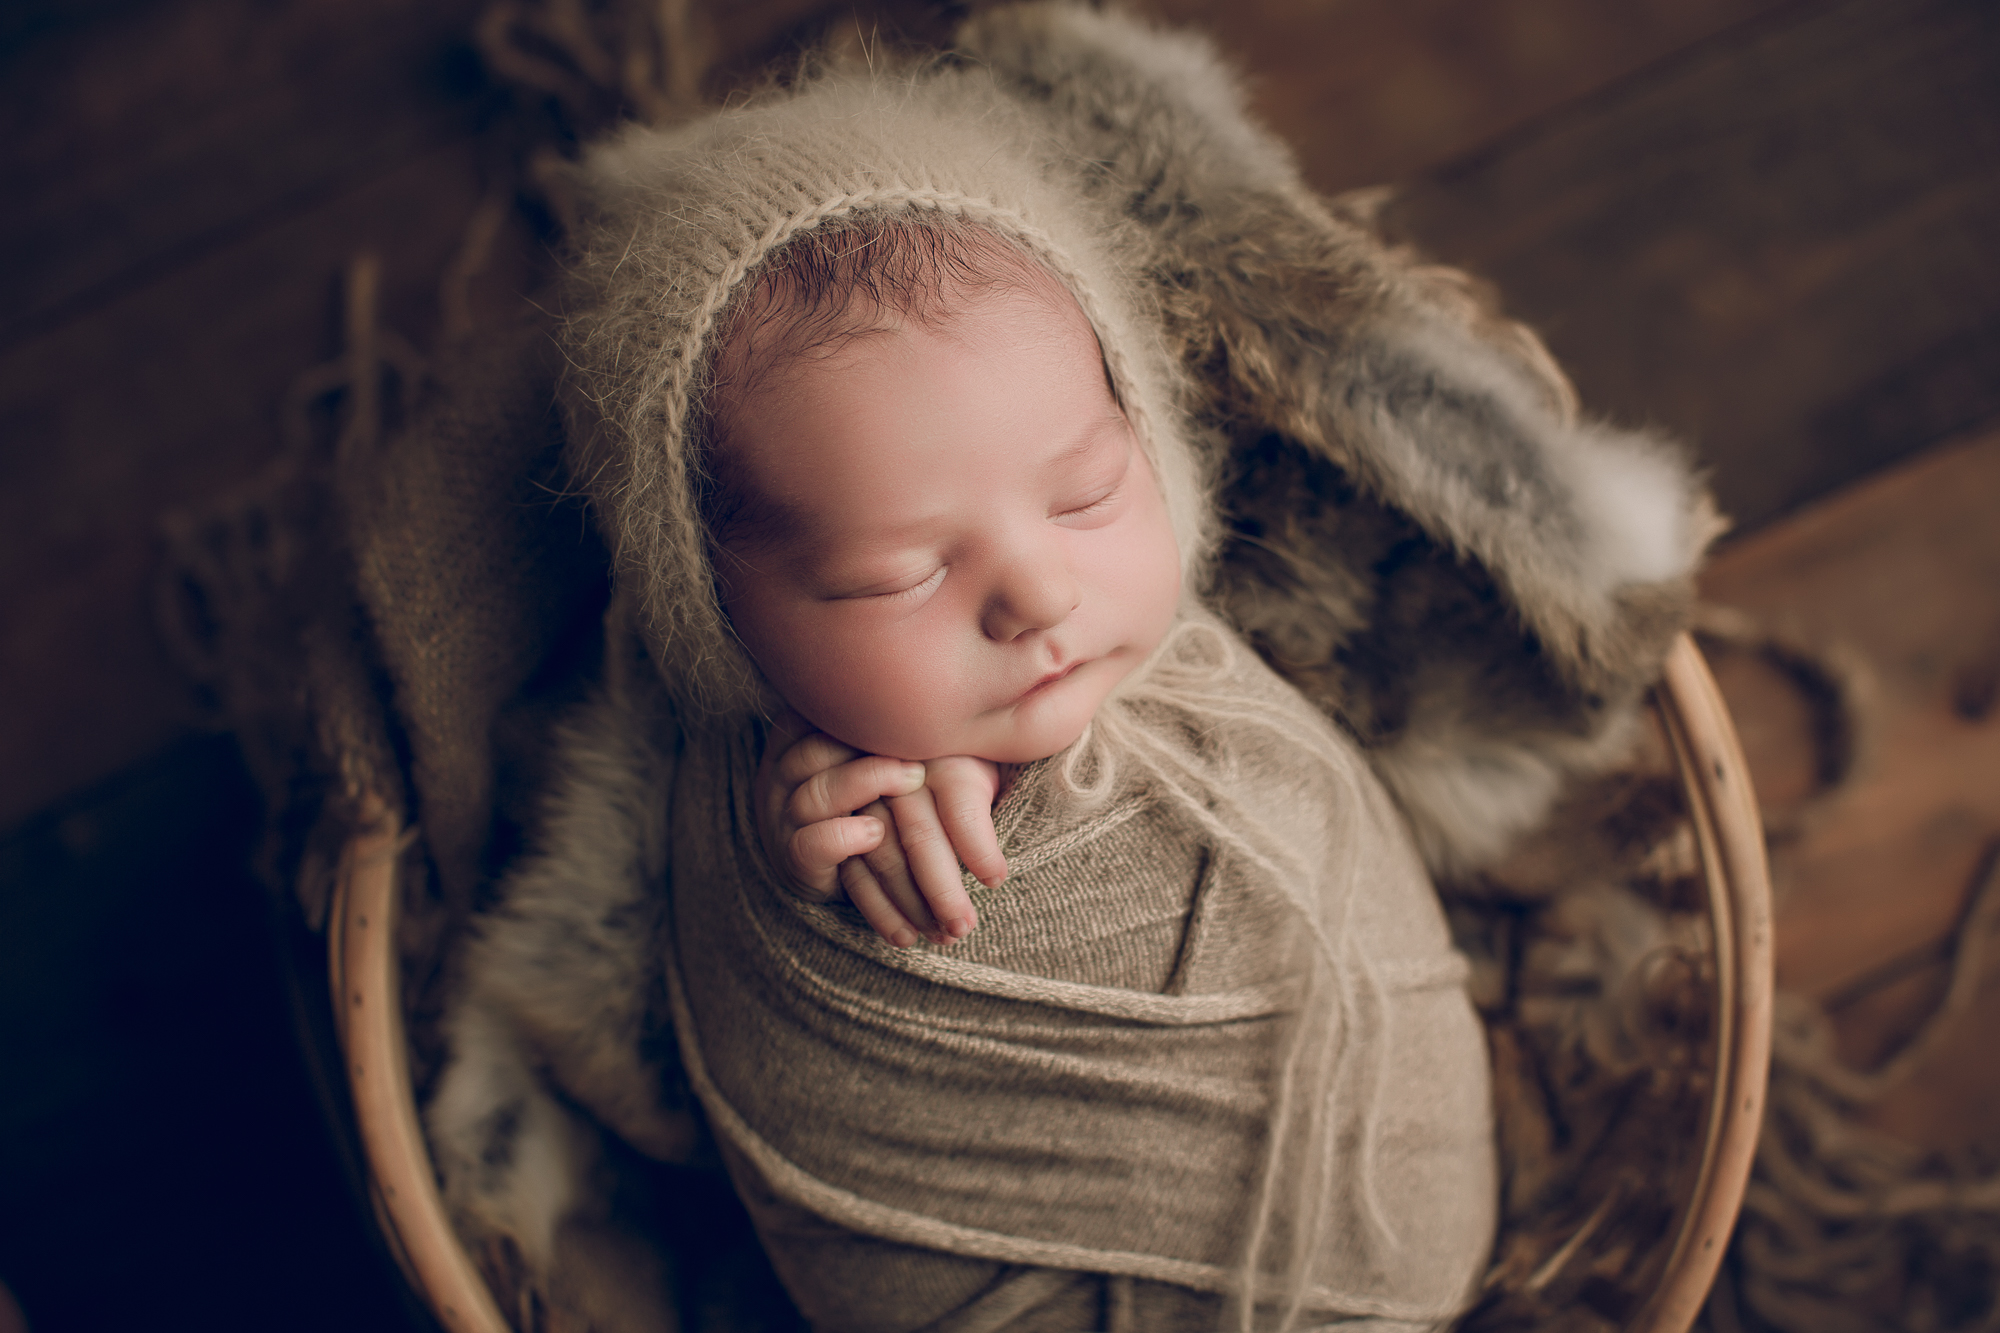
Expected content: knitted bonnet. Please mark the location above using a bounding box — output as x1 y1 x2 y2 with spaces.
554 58 1210 723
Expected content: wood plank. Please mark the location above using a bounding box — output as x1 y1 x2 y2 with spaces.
1135 0 1786 193
0 0 490 349
0 0 837 350
1856 971 2000 1150
1700 425 2000 1151
1386 0 2000 532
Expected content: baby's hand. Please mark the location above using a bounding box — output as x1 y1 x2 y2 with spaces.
860 754 1008 941
755 715 1006 948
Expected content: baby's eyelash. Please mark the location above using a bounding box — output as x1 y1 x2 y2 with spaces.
1058 489 1118 519
877 566 945 601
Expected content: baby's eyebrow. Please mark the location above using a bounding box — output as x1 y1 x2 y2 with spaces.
1043 413 1129 473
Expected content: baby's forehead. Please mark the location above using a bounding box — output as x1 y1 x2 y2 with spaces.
708 231 1106 443
698 220 1120 550
713 277 1113 475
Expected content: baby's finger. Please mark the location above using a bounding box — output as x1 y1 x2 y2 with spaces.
887 789 978 942
755 711 817 841
788 754 926 828
775 731 862 787
853 800 942 943
840 856 922 949
787 815 885 898
926 758 1008 888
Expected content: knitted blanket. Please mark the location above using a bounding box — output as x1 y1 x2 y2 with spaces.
663 612 1495 1330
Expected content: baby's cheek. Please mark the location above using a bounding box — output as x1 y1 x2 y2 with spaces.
865 631 989 758
781 617 974 760
1100 522 1182 647
731 604 874 745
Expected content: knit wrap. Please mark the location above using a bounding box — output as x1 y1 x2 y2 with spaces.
663 611 1496 1327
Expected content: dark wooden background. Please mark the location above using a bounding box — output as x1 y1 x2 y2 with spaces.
2 0 1995 1328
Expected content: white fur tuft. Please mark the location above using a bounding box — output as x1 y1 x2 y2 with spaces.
1373 694 1642 877
1564 428 1699 590
428 999 593 1276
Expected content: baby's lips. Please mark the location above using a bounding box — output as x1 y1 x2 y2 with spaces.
1014 658 1083 702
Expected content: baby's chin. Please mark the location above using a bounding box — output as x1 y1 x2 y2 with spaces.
822 718 1089 766
807 688 1101 765
960 725 1092 767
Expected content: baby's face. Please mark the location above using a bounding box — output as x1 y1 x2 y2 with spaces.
713 279 1182 764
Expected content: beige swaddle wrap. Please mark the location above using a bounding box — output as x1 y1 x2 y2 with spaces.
665 611 1495 1329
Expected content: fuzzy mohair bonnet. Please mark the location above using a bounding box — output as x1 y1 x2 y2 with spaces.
555 57 1209 724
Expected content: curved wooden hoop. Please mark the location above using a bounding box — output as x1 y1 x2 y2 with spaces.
328 795 511 1333
328 633 1771 1333
1631 634 1776 1332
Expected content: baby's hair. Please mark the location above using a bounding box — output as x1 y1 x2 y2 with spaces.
696 215 1087 553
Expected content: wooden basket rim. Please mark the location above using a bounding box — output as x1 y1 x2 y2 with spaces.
1630 634 1776 1330
327 631 1773 1333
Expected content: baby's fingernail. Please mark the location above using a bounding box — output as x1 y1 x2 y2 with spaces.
943 917 973 940
899 763 926 788
889 928 918 948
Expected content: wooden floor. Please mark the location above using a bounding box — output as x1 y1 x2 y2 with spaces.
2 0 1996 1328
1702 427 2000 1156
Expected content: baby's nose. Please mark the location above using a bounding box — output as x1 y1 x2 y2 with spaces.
981 559 1078 642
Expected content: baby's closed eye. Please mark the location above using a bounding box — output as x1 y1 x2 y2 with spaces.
826 564 946 601
1053 486 1120 524
872 566 947 602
